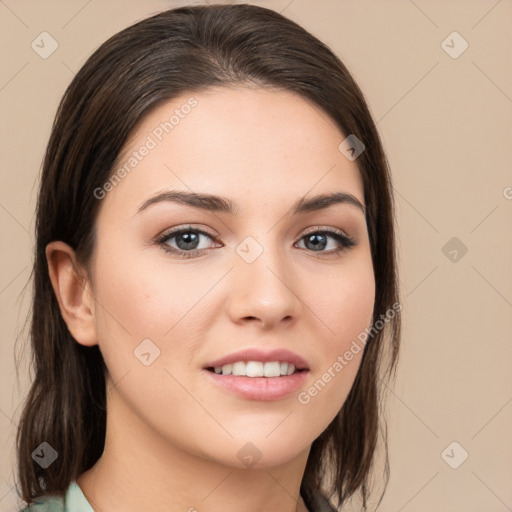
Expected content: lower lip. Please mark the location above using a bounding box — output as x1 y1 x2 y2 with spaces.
202 369 309 401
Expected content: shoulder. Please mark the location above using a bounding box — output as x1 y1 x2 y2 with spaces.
18 494 65 512
17 481 94 512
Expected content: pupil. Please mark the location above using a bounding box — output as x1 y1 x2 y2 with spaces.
177 232 199 250
307 233 326 251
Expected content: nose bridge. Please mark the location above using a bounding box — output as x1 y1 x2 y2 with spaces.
228 232 300 326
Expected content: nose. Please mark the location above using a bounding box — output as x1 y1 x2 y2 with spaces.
226 241 302 329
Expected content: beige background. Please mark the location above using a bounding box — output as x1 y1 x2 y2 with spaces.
1 0 511 510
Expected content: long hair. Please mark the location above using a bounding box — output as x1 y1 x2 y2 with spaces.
16 4 401 510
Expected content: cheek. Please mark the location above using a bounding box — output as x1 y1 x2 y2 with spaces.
90 242 220 372
93 260 168 340
299 254 375 405
307 255 375 353
92 233 191 328
295 278 374 435
331 273 375 347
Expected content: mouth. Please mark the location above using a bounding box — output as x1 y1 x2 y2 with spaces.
203 347 310 376
202 363 309 401
202 348 310 399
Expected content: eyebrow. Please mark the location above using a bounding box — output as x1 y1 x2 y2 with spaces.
137 190 366 216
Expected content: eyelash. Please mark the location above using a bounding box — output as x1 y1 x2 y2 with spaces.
156 225 356 259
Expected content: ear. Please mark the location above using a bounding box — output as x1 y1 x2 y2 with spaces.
45 241 98 347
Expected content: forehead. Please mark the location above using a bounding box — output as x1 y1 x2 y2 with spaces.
101 86 365 217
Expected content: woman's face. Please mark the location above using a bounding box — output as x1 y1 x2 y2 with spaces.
87 86 375 468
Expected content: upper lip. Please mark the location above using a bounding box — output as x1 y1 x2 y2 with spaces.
203 348 310 371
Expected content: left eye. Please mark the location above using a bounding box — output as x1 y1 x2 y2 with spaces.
296 230 353 252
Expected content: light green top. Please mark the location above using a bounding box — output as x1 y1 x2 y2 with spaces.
20 481 335 511
20 481 94 512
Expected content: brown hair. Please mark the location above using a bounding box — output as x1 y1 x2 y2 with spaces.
16 4 401 510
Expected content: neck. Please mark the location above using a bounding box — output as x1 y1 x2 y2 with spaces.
77 377 311 512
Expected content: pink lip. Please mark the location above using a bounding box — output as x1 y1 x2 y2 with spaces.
202 369 309 401
203 348 310 371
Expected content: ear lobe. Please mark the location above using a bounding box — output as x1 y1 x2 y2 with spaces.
45 241 98 347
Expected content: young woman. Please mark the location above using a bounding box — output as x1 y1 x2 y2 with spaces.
16 4 401 511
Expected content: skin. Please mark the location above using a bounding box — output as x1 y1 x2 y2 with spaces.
47 86 375 512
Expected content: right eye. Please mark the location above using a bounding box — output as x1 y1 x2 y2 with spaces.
157 226 221 258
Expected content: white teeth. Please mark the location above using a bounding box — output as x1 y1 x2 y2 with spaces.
264 361 281 377
221 363 232 375
213 361 298 377
245 361 264 377
232 361 246 376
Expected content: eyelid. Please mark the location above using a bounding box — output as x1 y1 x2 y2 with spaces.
156 224 217 241
301 225 351 239
156 224 352 241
